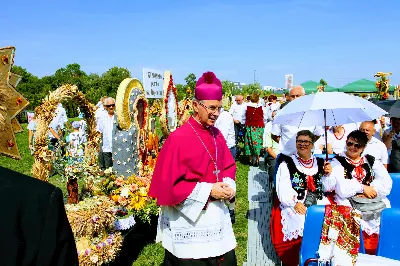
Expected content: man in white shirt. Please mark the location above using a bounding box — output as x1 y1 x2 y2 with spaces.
359 121 388 168
96 97 115 174
229 95 246 145
95 96 108 125
55 103 68 131
271 86 324 156
215 108 236 159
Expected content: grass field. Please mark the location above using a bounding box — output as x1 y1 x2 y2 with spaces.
0 123 249 265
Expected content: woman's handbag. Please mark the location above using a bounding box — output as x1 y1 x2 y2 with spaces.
348 195 386 221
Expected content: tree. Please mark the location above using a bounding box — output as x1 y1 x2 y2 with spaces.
184 73 196 91
175 84 187 101
53 63 88 90
221 80 235 96
99 67 131 98
319 79 328 86
241 83 262 96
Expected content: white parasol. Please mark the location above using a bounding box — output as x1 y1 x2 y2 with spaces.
273 92 387 160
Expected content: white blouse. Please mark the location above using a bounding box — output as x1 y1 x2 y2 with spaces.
329 153 393 235
276 155 331 241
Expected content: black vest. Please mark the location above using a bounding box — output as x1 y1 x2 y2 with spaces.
283 156 325 201
334 155 375 185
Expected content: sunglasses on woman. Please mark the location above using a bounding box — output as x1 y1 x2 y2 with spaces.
104 104 115 108
346 141 362 149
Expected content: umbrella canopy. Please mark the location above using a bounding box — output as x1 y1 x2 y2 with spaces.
373 100 400 118
300 80 338 94
274 92 387 127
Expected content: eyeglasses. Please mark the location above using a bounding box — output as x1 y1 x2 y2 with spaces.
198 102 222 114
104 104 115 108
290 94 302 99
346 141 362 149
296 139 313 145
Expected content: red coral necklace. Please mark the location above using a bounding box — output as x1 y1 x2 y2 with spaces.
334 128 345 140
296 155 314 169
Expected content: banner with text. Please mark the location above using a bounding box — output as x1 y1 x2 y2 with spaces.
143 68 164 98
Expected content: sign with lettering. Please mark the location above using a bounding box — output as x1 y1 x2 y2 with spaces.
142 68 164 98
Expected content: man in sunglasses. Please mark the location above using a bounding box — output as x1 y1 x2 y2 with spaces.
96 97 115 175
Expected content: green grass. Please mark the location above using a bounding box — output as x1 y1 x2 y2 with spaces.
0 123 249 265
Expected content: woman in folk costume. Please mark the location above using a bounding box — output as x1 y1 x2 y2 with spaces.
149 72 238 265
270 130 333 266
242 92 268 166
328 130 392 255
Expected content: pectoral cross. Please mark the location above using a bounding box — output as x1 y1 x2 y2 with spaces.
213 169 220 182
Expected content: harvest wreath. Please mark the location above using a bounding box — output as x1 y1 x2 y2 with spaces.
32 84 100 182
65 196 123 265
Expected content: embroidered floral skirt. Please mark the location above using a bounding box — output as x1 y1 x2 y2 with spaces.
270 196 302 266
244 126 264 156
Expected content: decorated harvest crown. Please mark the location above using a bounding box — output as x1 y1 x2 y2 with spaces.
0 46 29 159
194 71 222 101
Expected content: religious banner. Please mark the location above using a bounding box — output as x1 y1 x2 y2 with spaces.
284 74 294 90
142 68 163 99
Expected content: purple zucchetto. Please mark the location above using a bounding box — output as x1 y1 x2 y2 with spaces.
194 71 222 101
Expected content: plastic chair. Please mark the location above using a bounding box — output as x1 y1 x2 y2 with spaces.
376 208 400 260
300 206 366 266
300 205 325 266
388 173 400 208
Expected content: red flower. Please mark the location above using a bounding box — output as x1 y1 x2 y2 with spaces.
350 248 358 255
16 97 23 105
1 55 8 64
7 140 15 148
307 175 316 192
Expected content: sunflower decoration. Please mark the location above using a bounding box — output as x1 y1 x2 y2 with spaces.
374 72 392 100
0 46 29 160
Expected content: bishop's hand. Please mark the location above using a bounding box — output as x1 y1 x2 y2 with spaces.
211 182 232 200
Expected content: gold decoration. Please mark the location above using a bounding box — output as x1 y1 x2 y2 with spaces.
177 92 193 127
32 84 100 181
0 46 29 159
115 78 145 131
374 72 392 100
11 118 23 133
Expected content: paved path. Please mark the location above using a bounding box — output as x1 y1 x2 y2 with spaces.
244 160 280 266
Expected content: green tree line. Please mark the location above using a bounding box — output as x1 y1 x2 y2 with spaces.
12 63 269 121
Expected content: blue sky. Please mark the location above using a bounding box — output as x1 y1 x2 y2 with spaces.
2 0 400 88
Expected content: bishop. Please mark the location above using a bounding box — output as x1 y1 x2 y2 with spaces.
149 71 237 265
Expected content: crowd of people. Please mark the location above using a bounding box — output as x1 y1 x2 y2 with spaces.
6 72 399 265
223 85 396 265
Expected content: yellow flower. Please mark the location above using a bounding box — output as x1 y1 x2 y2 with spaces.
139 187 147 197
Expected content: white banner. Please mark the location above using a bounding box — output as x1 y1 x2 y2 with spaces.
284 74 294 90
142 68 163 98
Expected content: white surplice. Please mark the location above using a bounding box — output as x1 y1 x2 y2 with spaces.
156 177 236 259
276 155 332 241
329 153 393 235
